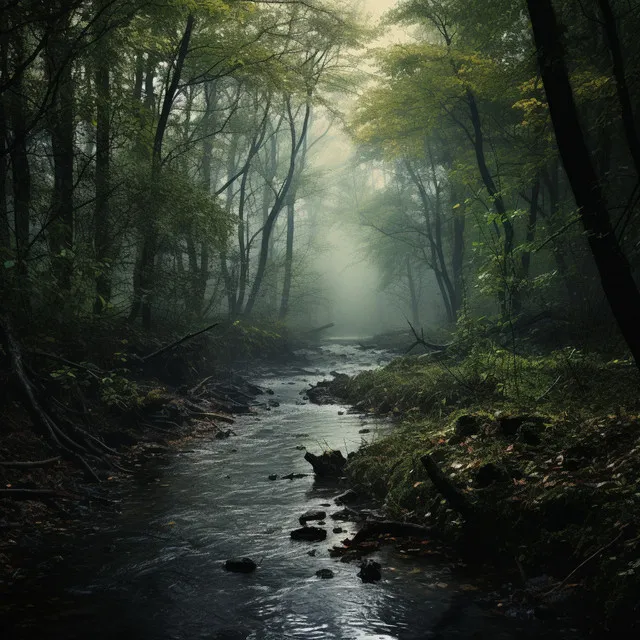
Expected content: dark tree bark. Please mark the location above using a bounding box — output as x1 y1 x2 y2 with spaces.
244 96 311 316
527 0 640 369
406 256 420 327
131 14 195 329
93 0 112 313
46 9 75 292
597 0 640 181
278 197 295 320
521 178 540 280
9 29 31 294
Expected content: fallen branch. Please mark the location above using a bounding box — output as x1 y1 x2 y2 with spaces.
0 457 61 468
406 320 451 353
140 322 219 362
543 526 627 599
421 454 477 521
28 350 103 380
305 322 335 334
351 520 436 545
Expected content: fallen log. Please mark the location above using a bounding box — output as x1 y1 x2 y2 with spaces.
305 322 335 334
350 520 436 545
421 454 477 521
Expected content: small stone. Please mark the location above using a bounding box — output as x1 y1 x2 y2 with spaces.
307 550 317 557
268 474 278 481
358 559 381 583
359 428 371 434
333 527 343 534
316 569 334 579
338 411 345 415
290 527 327 542
224 558 257 573
299 510 327 525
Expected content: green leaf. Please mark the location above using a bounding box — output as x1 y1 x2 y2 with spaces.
3 260 16 269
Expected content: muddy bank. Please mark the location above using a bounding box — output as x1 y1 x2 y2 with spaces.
308 351 640 635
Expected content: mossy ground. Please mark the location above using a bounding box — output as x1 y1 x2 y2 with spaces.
331 345 640 632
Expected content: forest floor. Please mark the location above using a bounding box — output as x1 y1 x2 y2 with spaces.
316 339 640 635
0 318 294 588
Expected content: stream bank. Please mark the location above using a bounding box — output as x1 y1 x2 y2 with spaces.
1 340 582 640
319 348 640 636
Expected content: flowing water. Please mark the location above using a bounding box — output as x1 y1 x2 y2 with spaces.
3 342 581 640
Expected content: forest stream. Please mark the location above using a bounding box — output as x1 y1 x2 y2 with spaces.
4 342 582 640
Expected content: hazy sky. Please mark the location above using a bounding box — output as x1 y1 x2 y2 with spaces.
363 0 398 19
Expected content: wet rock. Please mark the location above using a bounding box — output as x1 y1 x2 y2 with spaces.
333 527 343 534
290 526 327 542
330 507 360 522
304 450 347 477
316 569 334 579
268 474 278 481
454 414 481 437
215 429 235 439
338 411 345 415
299 510 327 525
295 445 306 450
475 463 509 488
359 428 371 434
268 399 280 408
307 550 317 557
334 489 358 505
358 559 382 583
224 558 257 573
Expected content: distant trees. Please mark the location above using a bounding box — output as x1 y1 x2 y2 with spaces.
0 0 363 328
350 0 640 360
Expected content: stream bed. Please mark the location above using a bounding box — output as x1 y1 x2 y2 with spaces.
3 342 582 640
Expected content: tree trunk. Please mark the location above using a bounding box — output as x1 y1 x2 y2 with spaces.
521 178 540 281
279 197 295 320
597 0 640 181
47 15 75 292
9 30 31 297
406 257 420 327
93 1 111 313
451 187 465 317
244 96 311 316
527 0 640 369
466 89 515 315
133 14 195 329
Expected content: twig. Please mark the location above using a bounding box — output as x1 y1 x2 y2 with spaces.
535 375 562 402
0 457 61 468
140 322 219 362
29 349 103 380
543 526 627 599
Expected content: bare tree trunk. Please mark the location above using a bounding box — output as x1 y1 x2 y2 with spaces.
279 197 295 320
93 0 111 313
132 14 195 329
521 178 540 281
406 257 420 327
597 0 640 181
527 0 640 369
47 14 75 292
244 96 311 316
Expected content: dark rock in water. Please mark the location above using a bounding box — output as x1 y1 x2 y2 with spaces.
316 569 334 579
358 559 381 583
475 462 509 488
307 550 317 557
330 508 360 522
266 389 275 395
304 450 347 477
320 503 331 507
359 428 371 434
215 429 235 439
224 558 257 573
290 526 327 542
333 527 343 534
295 445 306 450
454 414 481 437
268 399 280 408
268 474 278 481
281 472 307 480
334 489 358 505
338 410 345 415
299 510 327 525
